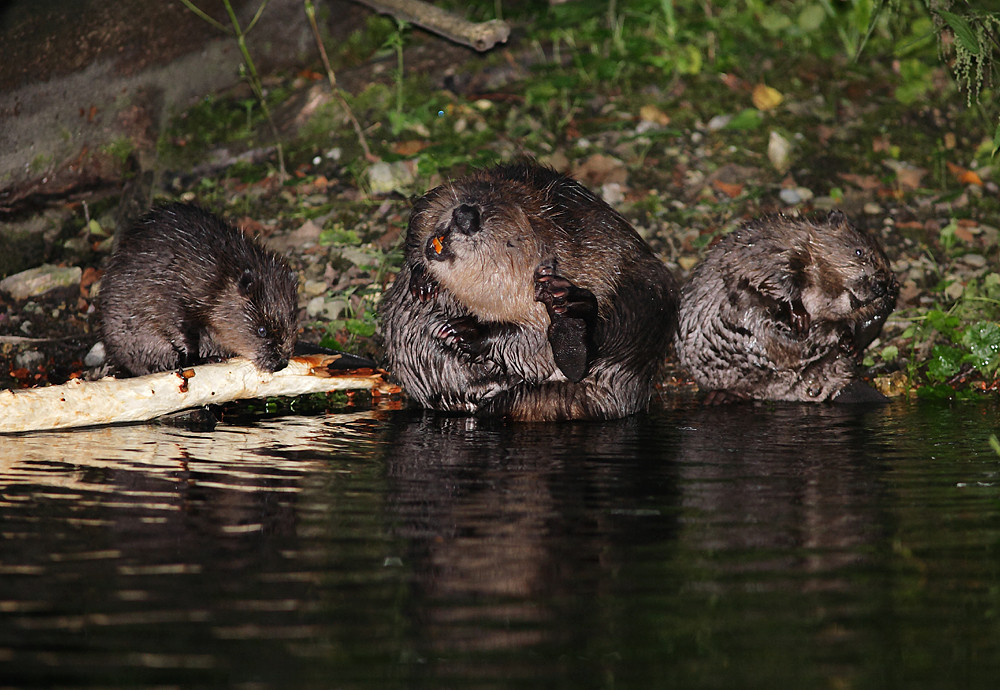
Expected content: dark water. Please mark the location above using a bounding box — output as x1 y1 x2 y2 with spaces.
2 399 999 688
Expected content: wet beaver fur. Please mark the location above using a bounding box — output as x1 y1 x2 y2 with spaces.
378 161 679 421
99 202 299 376
674 211 899 403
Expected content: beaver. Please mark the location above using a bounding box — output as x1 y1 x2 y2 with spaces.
378 160 679 421
99 202 299 376
674 211 899 403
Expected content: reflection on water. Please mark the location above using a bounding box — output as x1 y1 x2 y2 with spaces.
1 400 999 688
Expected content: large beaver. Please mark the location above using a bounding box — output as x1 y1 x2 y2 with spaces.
378 161 679 422
99 203 299 376
674 211 898 403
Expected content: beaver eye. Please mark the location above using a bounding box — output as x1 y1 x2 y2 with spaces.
257 326 268 338
855 248 864 258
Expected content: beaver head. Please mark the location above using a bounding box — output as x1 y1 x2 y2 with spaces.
796 212 899 348
412 186 550 326
209 262 299 372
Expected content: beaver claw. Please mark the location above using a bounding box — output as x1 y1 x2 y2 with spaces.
408 263 440 302
435 316 488 357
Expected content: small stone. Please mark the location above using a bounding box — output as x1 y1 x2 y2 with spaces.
767 131 793 173
863 202 883 215
960 253 987 268
601 182 625 205
0 264 82 301
707 114 732 131
303 279 328 297
368 160 416 195
678 256 700 271
779 188 801 205
14 350 45 370
84 341 105 368
306 296 328 318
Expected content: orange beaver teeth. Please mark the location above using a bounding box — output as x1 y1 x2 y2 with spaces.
431 236 444 254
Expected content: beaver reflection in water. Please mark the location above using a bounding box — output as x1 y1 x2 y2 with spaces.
378 161 679 421
674 211 898 403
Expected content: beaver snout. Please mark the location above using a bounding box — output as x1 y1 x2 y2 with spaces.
452 204 481 235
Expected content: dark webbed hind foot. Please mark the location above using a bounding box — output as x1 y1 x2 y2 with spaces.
534 262 598 382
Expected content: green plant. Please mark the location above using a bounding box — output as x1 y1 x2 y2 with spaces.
902 272 1000 396
179 0 286 178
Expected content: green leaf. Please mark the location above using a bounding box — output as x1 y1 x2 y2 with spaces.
724 108 763 131
797 4 826 33
925 309 962 339
992 120 1000 158
989 434 1000 457
345 319 376 337
926 344 963 382
938 10 980 56
760 12 792 33
961 321 1000 379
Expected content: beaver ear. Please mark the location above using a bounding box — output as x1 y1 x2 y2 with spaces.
238 268 255 295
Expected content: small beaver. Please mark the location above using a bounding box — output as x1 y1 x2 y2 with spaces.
378 160 679 421
99 202 299 376
674 211 899 403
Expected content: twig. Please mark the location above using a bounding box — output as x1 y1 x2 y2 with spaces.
303 0 376 161
178 0 287 179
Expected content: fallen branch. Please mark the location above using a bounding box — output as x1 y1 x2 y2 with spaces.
354 0 510 51
0 355 399 434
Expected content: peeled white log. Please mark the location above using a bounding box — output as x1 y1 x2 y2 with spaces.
0 355 399 434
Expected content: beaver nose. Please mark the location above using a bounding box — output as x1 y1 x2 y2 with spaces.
452 204 480 235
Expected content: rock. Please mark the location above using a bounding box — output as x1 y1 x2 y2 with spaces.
84 341 105 368
767 131 793 173
0 264 82 300
779 188 801 205
303 279 328 297
601 182 625 205
707 114 732 131
960 253 987 268
14 349 45 370
368 160 416 195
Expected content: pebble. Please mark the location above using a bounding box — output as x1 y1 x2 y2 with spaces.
778 187 815 206
0 264 82 301
14 350 45 370
84 342 105 368
368 161 416 195
601 182 625 205
960 253 987 268
306 296 348 321
706 114 732 131
767 131 793 173
303 279 328 297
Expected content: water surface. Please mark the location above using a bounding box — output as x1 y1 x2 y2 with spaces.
2 399 999 688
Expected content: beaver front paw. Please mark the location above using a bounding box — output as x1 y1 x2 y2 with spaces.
435 316 489 357
534 263 598 321
408 263 440 302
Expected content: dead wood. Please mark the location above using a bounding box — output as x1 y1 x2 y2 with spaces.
0 354 400 434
